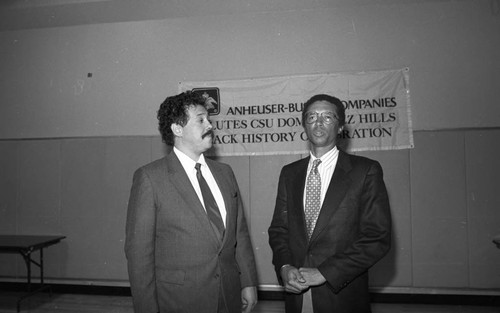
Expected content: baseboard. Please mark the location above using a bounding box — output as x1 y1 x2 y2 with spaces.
0 282 131 296
370 292 500 306
258 290 499 306
1 282 498 306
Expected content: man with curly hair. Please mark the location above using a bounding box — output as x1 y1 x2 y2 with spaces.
125 91 258 313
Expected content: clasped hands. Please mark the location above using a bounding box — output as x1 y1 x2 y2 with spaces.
280 265 326 294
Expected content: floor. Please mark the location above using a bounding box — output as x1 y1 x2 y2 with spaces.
0 292 498 313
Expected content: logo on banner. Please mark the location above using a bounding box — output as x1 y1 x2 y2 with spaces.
192 88 220 116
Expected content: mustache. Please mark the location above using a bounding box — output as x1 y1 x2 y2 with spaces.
202 130 214 139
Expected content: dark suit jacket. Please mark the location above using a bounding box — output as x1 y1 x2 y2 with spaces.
268 150 392 313
125 150 258 313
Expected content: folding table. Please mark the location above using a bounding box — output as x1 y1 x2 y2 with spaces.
0 235 66 312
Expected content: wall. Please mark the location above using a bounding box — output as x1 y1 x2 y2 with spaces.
1 1 499 137
1 0 499 293
1 130 499 292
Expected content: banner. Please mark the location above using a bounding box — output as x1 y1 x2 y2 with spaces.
179 68 413 156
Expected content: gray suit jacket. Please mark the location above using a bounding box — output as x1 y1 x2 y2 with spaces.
125 149 258 313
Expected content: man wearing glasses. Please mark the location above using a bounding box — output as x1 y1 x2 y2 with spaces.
268 94 392 313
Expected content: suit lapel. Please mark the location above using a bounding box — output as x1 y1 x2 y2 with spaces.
290 158 310 242
164 151 222 247
309 151 352 243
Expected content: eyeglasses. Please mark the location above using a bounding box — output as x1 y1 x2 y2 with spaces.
304 112 339 125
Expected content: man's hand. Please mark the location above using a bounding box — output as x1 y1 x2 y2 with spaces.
241 286 257 313
298 267 326 286
280 265 309 294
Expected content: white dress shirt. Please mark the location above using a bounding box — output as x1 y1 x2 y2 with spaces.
174 147 227 226
303 146 340 209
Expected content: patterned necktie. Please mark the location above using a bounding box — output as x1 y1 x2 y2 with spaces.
305 159 322 239
195 163 225 241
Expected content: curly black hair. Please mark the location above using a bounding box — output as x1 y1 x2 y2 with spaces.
301 94 346 127
157 91 206 145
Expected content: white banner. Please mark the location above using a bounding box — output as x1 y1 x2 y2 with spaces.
179 68 413 156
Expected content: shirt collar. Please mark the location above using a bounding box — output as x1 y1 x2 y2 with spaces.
309 146 338 168
173 146 207 171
